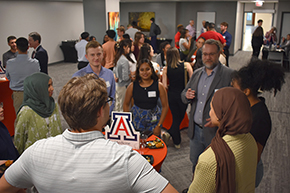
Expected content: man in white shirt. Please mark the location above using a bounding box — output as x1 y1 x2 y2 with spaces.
125 21 139 40
0 74 178 193
75 32 90 70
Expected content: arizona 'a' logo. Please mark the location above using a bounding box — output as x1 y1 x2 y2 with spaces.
105 112 139 143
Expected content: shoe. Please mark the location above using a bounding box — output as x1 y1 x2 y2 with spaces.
162 132 170 145
174 144 180 149
182 188 188 193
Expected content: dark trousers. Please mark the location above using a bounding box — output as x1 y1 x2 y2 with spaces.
77 61 89 70
151 36 158 53
252 45 262 58
224 48 229 67
168 93 187 145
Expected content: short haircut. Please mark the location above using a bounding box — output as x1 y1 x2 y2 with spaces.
117 26 125 33
258 19 263 23
203 39 221 53
7 36 16 43
106 30 116 39
208 23 215 29
58 74 107 132
89 36 96 41
132 21 137 27
85 41 102 54
220 22 228 27
28 32 41 44
81 32 90 39
122 34 130 40
150 17 155 22
177 24 183 30
16 37 29 52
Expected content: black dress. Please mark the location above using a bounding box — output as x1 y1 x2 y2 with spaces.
167 62 187 145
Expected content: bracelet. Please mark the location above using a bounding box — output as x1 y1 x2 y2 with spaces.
157 123 161 127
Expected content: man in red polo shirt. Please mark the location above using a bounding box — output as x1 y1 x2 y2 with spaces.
174 24 184 49
196 23 226 45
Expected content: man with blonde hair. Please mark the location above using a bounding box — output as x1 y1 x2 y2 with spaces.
0 74 178 193
72 41 115 115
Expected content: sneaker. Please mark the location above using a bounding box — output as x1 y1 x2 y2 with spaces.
174 144 180 149
182 188 188 193
162 132 170 145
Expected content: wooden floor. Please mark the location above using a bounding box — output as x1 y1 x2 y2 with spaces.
48 51 290 193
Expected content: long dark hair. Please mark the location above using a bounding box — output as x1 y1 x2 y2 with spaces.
135 58 158 82
231 59 285 96
137 43 152 61
113 39 131 66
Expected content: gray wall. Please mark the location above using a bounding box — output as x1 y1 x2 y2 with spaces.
83 0 107 43
276 0 290 41
120 1 237 54
120 2 177 46
176 1 237 55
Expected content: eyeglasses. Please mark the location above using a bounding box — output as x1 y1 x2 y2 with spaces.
202 52 218 57
106 97 113 106
0 102 3 108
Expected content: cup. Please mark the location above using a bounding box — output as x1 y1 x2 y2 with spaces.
139 133 148 154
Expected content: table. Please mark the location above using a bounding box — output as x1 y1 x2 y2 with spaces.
0 78 16 136
134 135 167 172
60 40 78 63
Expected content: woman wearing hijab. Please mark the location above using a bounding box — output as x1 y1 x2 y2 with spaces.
14 73 62 155
188 87 257 193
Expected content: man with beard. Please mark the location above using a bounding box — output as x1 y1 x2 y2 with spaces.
181 39 233 175
2 36 18 68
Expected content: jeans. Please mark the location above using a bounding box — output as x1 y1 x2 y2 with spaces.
255 159 264 187
151 36 157 53
190 124 209 173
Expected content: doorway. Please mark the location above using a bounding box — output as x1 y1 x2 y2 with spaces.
242 12 273 51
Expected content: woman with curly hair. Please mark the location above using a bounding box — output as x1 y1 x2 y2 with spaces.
231 59 285 187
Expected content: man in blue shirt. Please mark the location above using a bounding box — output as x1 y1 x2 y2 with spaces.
220 22 232 67
181 39 233 176
6 37 40 113
72 41 115 115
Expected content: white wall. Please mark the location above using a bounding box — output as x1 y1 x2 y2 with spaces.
0 1 84 64
234 1 243 54
105 0 120 30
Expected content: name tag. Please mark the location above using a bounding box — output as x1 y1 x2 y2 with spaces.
148 91 156 98
106 81 110 88
223 36 226 39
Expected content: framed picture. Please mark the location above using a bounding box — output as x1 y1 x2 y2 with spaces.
129 12 155 32
108 12 120 41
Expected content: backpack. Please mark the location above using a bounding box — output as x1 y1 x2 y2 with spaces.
155 24 161 35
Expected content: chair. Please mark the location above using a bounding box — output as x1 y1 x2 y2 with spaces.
267 51 284 67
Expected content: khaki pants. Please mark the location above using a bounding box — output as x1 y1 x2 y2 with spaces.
12 91 24 114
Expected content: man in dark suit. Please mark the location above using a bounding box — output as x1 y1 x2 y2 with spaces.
28 32 48 74
181 39 233 174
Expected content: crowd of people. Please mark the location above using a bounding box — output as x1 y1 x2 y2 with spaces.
0 17 287 192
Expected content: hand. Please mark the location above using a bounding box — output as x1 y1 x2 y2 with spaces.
148 37 151 41
189 36 192 40
223 42 227 47
186 88 195 100
153 125 161 136
204 118 215 128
